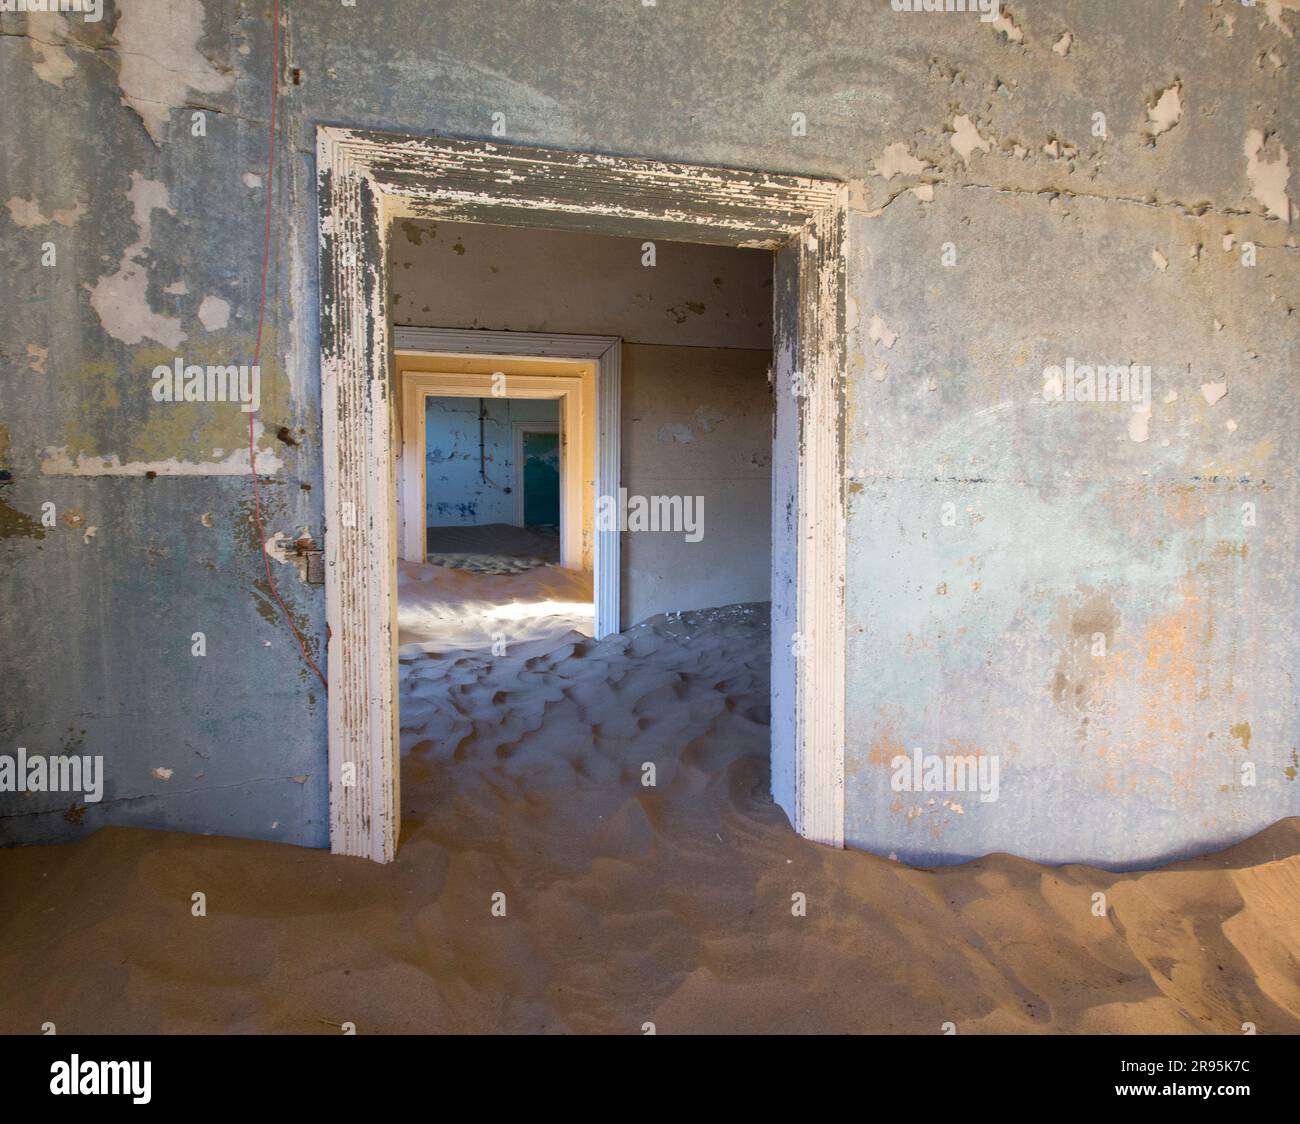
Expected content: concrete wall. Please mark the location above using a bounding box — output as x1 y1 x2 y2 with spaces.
620 345 772 625
392 220 772 349
424 395 557 528
393 219 775 627
845 181 1298 868
1 0 1295 865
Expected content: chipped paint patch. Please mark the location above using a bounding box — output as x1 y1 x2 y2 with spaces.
870 142 929 180
86 174 185 349
197 295 231 332
263 530 315 585
39 441 285 476
27 345 48 375
1263 0 1296 38
950 115 992 163
989 8 1024 42
6 196 85 228
1052 30 1073 56
1201 381 1228 405
657 423 693 444
867 314 898 350
27 13 76 88
1243 129 1292 221
151 767 174 781
1145 82 1183 142
1129 408 1152 443
115 0 236 145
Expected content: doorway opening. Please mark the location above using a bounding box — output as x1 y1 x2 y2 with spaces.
318 128 847 862
394 331 621 637
515 419 560 530
391 344 609 667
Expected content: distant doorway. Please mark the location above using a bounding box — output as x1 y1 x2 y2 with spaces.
393 331 621 630
318 128 847 863
514 422 560 530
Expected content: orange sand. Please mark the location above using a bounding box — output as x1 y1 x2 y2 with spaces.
1 603 1297 1034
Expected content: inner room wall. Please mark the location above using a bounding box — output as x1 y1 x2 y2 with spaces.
424 395 557 529
391 221 775 627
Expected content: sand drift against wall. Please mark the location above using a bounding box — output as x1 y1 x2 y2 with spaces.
0 604 1296 1033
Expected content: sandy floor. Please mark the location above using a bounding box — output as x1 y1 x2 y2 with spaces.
424 522 561 574
0 602 1297 1034
397 558 593 657
399 521 592 658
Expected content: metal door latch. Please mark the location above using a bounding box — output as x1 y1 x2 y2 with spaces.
291 534 326 585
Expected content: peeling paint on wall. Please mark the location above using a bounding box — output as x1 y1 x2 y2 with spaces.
85 173 185 349
1145 81 1184 143
1 0 1294 866
38 440 285 477
26 13 76 88
114 0 236 145
950 114 992 163
1243 129 1293 221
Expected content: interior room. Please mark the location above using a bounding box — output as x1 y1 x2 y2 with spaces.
0 0 1296 1052
391 222 778 868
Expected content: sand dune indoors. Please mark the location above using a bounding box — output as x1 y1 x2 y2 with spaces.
1 604 1296 1035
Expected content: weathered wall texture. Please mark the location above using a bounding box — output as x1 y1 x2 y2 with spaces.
391 219 773 349
846 183 1298 867
423 395 557 528
0 0 1295 865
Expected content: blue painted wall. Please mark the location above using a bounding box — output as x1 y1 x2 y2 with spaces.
424 396 557 528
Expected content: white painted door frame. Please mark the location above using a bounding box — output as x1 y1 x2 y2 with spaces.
318 128 847 863
395 370 582 570
511 420 561 529
395 326 621 642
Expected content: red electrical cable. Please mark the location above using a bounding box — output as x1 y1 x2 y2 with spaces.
247 0 328 690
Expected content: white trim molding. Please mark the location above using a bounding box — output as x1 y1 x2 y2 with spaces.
395 327 621 642
317 128 846 861
395 370 582 570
